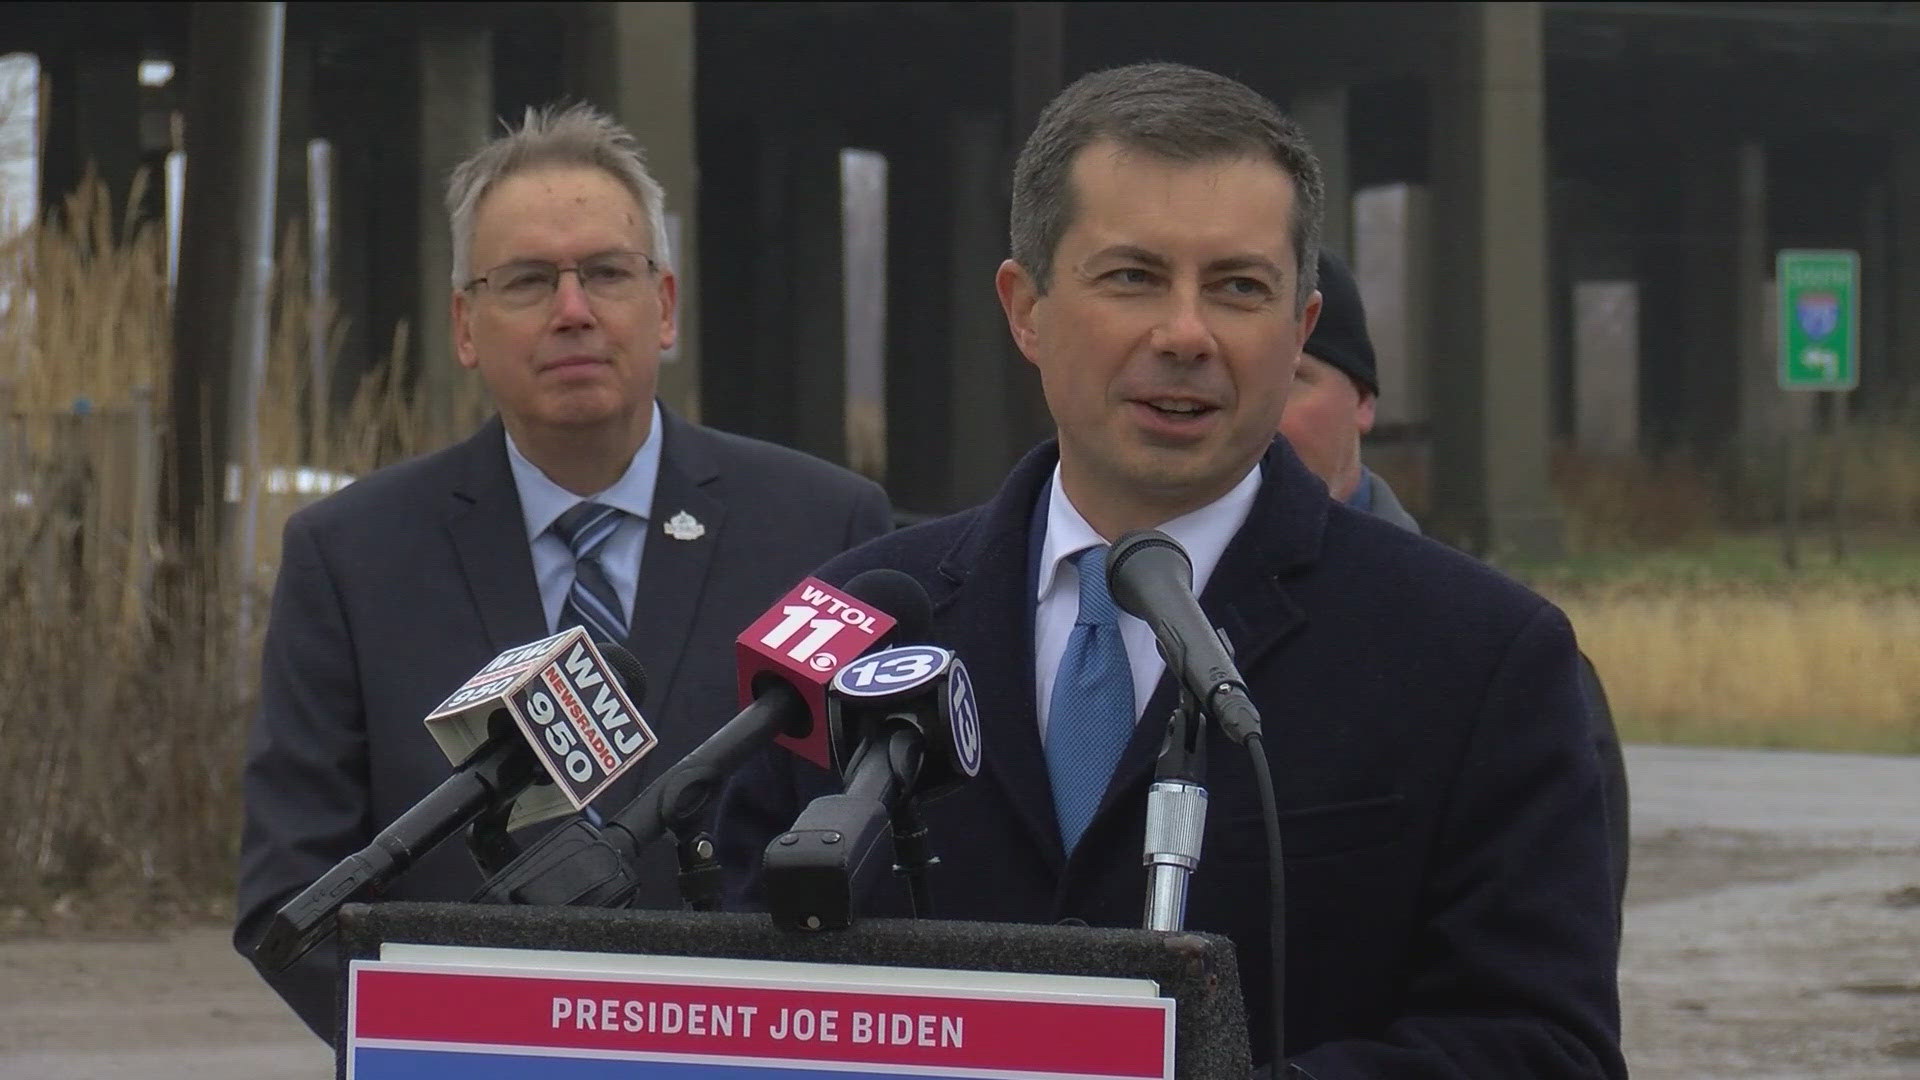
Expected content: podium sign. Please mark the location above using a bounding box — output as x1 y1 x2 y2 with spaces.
346 945 1174 1079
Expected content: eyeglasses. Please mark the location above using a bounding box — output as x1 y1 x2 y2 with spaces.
463 251 657 309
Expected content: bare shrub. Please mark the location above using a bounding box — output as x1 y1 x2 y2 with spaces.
1551 444 1723 553
0 174 478 917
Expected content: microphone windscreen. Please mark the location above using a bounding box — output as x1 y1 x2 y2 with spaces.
1106 529 1193 621
842 568 932 645
597 642 650 706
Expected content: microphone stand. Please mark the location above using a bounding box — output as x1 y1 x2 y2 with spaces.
887 735 940 919
764 725 925 932
1143 678 1209 932
663 793 725 912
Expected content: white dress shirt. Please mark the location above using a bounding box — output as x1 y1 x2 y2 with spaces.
1033 461 1262 742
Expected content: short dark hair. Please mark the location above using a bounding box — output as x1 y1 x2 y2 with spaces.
1010 62 1324 310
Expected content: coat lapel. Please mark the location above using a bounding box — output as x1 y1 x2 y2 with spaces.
445 418 548 655
626 409 724 719
933 444 1071 873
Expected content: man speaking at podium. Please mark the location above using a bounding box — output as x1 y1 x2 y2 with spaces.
717 64 1624 1078
235 104 892 1041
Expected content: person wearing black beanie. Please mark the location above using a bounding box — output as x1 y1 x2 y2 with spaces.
1279 249 1419 532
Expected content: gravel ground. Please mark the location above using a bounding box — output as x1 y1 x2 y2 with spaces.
2 743 1917 1079
1618 745 1920 1079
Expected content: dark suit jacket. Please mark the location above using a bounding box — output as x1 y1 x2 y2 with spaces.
716 438 1625 1079
234 409 891 1041
1363 469 1630 912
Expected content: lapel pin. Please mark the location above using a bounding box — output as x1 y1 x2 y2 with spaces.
663 510 706 542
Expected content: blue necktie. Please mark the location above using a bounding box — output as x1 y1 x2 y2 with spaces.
1045 545 1136 853
552 501 628 644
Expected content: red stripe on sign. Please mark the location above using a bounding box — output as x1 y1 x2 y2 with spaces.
352 968 1166 1076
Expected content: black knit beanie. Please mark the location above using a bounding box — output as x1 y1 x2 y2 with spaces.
1304 250 1378 398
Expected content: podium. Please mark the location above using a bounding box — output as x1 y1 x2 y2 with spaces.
335 902 1250 1078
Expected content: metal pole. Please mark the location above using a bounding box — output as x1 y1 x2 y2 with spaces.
164 2 282 597
1830 390 1848 564
228 4 284 617
307 137 332 461
1782 435 1800 572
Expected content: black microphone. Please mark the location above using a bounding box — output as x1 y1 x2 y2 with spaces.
253 630 653 971
469 569 934 909
765 642 981 931
1106 529 1263 745
1110 528 1288 1070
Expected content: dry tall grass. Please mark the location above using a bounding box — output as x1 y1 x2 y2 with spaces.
0 176 237 914
0 176 487 915
2 174 172 415
1557 587 1920 754
1540 423 1920 754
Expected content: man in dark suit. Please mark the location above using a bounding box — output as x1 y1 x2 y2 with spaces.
716 64 1623 1078
234 103 891 1042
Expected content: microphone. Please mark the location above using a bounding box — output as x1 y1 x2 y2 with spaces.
765 643 981 931
1109 530 1289 1067
253 629 655 970
468 570 934 909
1106 529 1263 745
739 571 923 770
1105 531 1219 932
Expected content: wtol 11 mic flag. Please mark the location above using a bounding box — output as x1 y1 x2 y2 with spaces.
254 629 653 971
736 572 920 770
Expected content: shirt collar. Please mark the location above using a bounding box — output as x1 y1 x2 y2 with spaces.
1344 466 1375 513
505 400 664 543
1034 459 1264 604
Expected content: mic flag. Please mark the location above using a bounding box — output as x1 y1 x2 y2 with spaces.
828 644 982 797
424 626 658 832
735 577 897 770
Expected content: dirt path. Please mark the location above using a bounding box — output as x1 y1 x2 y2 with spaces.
2 744 1917 1079
1618 746 1920 1079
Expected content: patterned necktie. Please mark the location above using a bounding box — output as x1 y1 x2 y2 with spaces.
551 501 628 644
1044 544 1136 853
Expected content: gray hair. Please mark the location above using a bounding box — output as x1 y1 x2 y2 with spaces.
1010 62 1323 310
445 102 671 287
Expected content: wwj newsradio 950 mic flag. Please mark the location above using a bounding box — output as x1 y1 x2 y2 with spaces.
425 626 659 832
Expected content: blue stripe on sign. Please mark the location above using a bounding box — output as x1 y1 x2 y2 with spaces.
353 1047 984 1079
